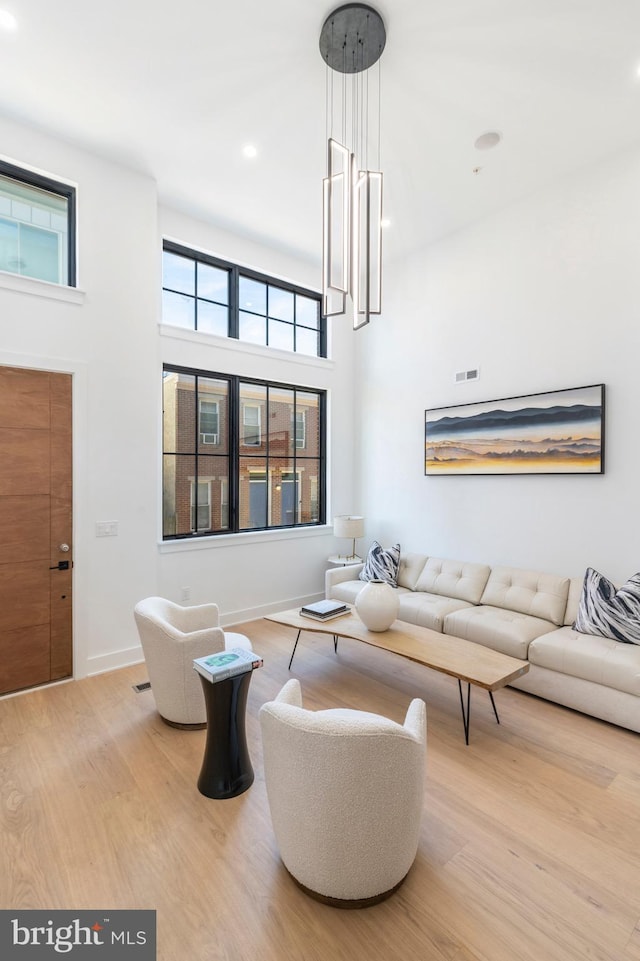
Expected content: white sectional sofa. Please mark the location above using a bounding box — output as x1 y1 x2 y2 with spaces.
326 554 640 734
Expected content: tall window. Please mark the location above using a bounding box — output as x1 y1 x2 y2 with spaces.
0 160 76 286
163 366 325 538
162 241 325 358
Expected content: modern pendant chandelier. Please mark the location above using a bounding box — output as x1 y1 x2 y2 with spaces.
319 3 386 329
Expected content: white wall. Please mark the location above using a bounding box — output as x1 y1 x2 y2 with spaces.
0 115 359 681
357 144 640 584
0 115 160 678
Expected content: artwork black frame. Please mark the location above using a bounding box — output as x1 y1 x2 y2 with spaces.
425 384 605 476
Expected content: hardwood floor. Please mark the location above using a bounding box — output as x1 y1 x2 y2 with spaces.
1 617 639 961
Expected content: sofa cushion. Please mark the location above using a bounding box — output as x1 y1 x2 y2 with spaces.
397 553 429 591
480 566 569 626
359 541 401 587
330 579 366 606
573 568 640 645
397 592 472 633
529 627 640 696
444 605 556 659
413 557 491 605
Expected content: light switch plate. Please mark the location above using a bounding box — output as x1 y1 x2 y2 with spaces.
96 521 118 537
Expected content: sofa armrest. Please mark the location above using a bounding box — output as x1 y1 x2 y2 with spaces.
325 563 364 597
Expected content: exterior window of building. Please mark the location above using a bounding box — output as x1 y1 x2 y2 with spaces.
242 403 261 447
163 366 325 538
199 399 219 445
295 410 306 449
162 240 325 358
0 160 76 287
191 480 211 531
220 479 229 530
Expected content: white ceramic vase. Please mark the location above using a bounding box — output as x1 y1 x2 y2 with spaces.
355 579 399 632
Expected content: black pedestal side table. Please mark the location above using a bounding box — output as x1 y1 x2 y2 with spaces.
197 669 255 799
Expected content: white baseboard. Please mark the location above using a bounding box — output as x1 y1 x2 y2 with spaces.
82 593 324 678
86 645 145 678
220 592 324 628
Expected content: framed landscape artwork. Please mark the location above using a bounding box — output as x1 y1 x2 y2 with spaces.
425 384 605 476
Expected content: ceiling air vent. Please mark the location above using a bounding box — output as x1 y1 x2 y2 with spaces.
454 368 479 384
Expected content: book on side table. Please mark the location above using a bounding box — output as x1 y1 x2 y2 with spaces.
299 599 350 621
193 648 263 684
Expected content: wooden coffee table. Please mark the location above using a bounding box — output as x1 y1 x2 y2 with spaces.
265 608 530 744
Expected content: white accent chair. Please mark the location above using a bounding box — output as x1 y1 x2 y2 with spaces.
259 679 426 907
133 597 252 729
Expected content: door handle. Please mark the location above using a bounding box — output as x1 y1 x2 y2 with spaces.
49 560 70 571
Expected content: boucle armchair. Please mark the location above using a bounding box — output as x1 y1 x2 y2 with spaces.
259 679 426 907
133 596 252 728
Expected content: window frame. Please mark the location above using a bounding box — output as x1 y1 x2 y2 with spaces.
162 240 326 358
0 159 77 287
163 364 326 539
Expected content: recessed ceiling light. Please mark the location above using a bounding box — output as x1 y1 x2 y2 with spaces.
0 9 18 30
242 144 258 159
380 218 391 228
474 131 502 151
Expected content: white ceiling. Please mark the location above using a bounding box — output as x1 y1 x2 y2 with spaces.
2 0 640 268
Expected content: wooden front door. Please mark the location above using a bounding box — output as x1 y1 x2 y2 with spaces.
0 365 72 695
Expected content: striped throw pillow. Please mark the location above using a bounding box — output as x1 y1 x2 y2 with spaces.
359 541 401 587
573 567 640 645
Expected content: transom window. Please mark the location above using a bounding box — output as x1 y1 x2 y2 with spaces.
0 160 76 286
162 241 325 358
163 365 326 538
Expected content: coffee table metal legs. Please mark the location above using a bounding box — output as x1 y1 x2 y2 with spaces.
288 630 302 670
288 629 501 746
288 630 340 670
458 681 500 745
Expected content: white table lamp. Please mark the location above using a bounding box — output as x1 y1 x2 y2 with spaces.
333 515 365 561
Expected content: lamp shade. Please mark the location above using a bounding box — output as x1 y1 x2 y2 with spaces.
333 515 365 539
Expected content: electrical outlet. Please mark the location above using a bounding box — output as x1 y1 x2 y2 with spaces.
181 586 191 602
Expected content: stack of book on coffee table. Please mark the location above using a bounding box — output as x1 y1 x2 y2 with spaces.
299 599 350 621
